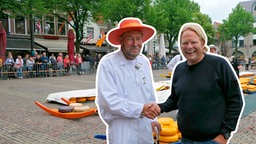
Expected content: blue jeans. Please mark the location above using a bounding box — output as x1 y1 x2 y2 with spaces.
181 138 218 144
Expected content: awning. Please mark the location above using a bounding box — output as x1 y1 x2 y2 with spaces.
7 38 45 51
80 44 108 52
35 38 71 53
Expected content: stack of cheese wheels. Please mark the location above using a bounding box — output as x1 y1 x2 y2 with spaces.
156 117 182 143
245 85 256 92
69 96 96 103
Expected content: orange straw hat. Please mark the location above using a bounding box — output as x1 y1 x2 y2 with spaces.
107 17 156 46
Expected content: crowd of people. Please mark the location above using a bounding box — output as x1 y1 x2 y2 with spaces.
0 49 102 80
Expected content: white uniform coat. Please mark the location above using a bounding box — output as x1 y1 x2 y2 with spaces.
96 50 157 144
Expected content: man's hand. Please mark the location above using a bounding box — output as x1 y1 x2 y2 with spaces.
213 134 228 144
142 103 161 119
151 121 162 133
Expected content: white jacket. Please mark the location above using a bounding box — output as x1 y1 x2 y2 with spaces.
96 50 157 144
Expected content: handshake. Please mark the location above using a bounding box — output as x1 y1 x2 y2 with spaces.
142 103 161 119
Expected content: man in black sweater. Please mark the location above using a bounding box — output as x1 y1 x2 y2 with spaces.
145 23 244 144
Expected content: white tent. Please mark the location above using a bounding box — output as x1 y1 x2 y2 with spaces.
147 39 154 56
159 34 166 57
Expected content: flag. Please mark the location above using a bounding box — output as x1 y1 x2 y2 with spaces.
58 22 65 33
85 32 92 43
36 20 42 33
96 31 106 47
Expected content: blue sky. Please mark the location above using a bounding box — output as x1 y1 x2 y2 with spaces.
192 0 248 23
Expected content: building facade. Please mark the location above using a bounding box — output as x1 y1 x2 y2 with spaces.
225 0 256 61
0 12 108 59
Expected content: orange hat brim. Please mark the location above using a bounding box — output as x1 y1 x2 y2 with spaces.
107 20 155 46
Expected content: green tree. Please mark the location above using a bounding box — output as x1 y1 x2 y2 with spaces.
0 0 48 54
151 0 201 53
192 12 215 45
46 0 100 53
0 0 47 19
218 4 255 55
97 0 151 24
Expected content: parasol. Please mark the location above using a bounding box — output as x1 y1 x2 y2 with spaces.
67 29 75 64
0 21 6 63
159 33 166 58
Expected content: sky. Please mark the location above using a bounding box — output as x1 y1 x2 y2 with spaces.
192 0 249 23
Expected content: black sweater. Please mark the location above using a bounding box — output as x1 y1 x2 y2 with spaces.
159 54 243 141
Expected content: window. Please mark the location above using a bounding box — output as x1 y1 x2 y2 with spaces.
87 27 94 38
232 40 236 48
44 16 54 34
0 13 9 33
15 16 25 34
57 18 66 35
34 17 42 34
239 40 244 48
253 39 256 46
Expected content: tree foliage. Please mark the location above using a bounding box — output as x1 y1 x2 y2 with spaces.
192 12 215 45
149 0 205 53
45 0 100 53
218 4 255 54
0 0 47 19
97 0 151 24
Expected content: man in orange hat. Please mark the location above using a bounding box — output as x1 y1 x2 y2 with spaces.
95 17 161 144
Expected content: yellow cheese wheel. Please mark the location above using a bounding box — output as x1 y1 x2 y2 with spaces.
247 85 256 89
76 97 87 102
160 127 177 136
69 97 77 103
69 103 83 107
171 121 178 128
73 106 90 112
158 117 174 127
86 96 96 101
159 134 179 143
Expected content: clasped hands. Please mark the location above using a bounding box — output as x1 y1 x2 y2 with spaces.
142 103 161 119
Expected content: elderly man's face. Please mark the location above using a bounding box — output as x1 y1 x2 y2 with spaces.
120 31 143 60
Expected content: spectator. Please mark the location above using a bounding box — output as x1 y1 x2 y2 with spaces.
167 54 183 71
26 55 35 78
75 53 83 75
4 52 15 79
23 54 29 71
41 52 49 76
57 53 64 76
245 56 249 71
63 55 71 75
15 55 23 78
209 44 219 54
49 53 57 70
161 55 167 69
35 54 42 77
231 57 242 77
147 54 153 68
94 53 101 69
